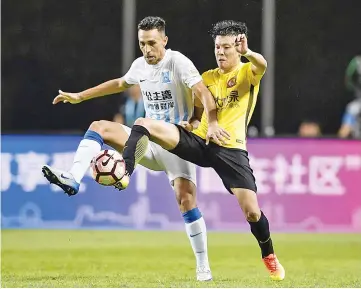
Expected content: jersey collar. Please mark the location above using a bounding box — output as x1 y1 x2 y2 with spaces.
218 62 242 76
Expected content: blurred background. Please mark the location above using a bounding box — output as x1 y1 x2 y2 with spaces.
1 0 361 286
2 0 361 137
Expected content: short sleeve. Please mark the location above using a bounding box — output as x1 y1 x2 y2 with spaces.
173 53 202 88
123 59 140 85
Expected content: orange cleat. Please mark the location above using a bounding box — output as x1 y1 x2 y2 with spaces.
262 254 285 281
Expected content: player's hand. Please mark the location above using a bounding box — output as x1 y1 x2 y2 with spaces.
235 34 249 55
206 123 231 146
52 90 83 105
179 121 193 132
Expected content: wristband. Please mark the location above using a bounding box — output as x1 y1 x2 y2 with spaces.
241 49 253 58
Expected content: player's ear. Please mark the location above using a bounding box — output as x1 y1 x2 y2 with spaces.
163 35 168 47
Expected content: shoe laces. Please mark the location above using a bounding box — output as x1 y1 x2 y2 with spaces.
263 254 278 273
197 265 210 273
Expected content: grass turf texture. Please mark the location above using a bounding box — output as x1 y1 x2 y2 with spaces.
2 230 361 287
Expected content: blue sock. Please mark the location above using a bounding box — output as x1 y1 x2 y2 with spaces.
69 129 103 183
182 207 202 223
84 130 104 146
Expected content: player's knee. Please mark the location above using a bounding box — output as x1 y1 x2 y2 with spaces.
177 193 196 212
134 117 157 133
179 196 194 210
245 210 261 222
134 117 148 128
173 179 196 211
89 120 110 139
89 121 101 133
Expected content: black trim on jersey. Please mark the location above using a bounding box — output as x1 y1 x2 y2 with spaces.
245 85 255 134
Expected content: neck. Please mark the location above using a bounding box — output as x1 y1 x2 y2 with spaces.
154 48 166 65
219 62 240 74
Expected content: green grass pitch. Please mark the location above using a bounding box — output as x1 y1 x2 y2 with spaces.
2 230 361 287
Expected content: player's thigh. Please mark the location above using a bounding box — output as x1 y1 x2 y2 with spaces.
153 144 197 186
134 118 180 150
169 125 210 167
150 141 198 212
212 146 257 194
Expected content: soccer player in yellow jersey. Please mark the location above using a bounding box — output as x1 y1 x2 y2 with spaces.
120 20 285 281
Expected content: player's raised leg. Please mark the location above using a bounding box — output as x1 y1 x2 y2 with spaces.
232 188 285 281
117 117 180 190
42 120 129 195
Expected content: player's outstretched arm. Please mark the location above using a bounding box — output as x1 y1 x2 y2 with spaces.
52 78 132 104
236 34 267 75
191 81 230 145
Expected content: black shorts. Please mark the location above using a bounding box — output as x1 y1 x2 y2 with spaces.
170 125 257 194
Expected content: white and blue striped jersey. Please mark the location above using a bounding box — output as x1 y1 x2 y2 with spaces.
123 49 202 124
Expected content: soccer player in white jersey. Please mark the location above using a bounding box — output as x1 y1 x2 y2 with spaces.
42 16 228 281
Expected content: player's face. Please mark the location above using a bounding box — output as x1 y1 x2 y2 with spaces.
138 29 168 65
214 35 241 72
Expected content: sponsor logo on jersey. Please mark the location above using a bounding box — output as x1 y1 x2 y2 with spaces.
161 71 171 84
227 76 237 88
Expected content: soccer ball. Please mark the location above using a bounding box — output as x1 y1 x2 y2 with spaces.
90 149 126 186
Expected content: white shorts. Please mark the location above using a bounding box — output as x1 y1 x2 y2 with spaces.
121 125 196 186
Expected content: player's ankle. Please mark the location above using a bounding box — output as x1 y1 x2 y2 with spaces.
197 262 210 269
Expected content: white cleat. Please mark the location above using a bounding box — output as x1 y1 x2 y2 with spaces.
196 265 213 281
42 165 80 196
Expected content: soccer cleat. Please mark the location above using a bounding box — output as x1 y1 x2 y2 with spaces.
196 265 213 281
114 172 130 191
42 165 80 196
263 254 285 281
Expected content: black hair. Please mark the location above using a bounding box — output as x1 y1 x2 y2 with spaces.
209 20 248 40
137 16 166 33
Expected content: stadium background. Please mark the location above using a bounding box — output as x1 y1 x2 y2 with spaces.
1 0 361 287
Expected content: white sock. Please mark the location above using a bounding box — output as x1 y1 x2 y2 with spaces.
185 217 210 268
69 139 101 183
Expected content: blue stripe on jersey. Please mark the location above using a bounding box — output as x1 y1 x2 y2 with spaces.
165 112 171 122
173 95 180 124
182 93 193 122
182 98 189 121
173 115 180 124
156 111 161 120
164 104 171 122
